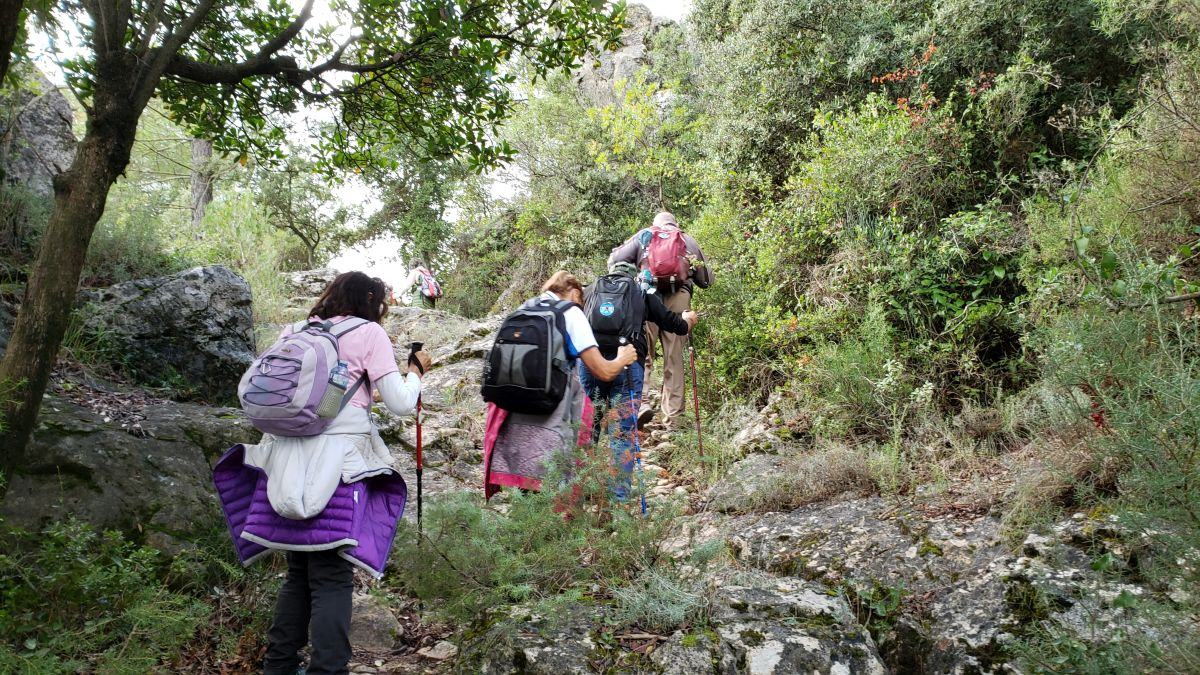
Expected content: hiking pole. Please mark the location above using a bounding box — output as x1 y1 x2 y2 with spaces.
688 336 704 458
628 377 649 518
619 341 649 517
408 342 425 540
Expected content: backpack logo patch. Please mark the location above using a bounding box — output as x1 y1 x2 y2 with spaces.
599 301 616 317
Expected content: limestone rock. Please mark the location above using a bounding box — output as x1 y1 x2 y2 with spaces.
350 594 404 652
480 606 601 674
728 498 1011 672
712 571 884 675
575 4 675 107
704 452 796 514
285 267 339 300
0 394 257 546
0 67 77 197
417 640 459 661
78 265 255 401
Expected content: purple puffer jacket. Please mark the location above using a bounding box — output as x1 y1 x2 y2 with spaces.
213 444 407 577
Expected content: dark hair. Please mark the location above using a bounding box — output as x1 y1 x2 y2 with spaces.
309 272 389 323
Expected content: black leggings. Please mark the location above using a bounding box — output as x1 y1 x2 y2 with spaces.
264 550 354 675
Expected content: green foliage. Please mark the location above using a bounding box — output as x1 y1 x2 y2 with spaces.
388 449 668 625
0 519 206 672
258 151 358 267
1010 595 1200 673
0 518 277 673
1036 302 1200 541
37 0 628 173
798 304 910 438
0 184 49 282
179 191 300 341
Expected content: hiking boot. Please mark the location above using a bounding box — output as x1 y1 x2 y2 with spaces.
637 405 656 430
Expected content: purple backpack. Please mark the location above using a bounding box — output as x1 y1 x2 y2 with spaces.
238 317 370 437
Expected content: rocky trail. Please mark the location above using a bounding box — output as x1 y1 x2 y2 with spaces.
2 266 1195 674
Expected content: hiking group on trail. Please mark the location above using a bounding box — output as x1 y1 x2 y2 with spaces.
213 211 708 674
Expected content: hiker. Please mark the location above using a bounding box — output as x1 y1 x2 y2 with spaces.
213 271 432 675
402 261 443 309
482 271 637 498
608 211 712 429
580 261 697 500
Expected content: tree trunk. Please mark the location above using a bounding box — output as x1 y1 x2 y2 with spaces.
189 138 213 232
0 0 23 85
0 79 140 478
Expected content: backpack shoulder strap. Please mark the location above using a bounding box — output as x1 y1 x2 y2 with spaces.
297 318 329 333
336 373 370 415
329 316 371 337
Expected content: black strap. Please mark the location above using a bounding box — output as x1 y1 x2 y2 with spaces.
337 373 370 414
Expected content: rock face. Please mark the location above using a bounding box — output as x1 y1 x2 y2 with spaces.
79 265 255 401
0 392 257 549
0 67 77 196
728 498 1011 672
350 594 404 652
480 571 885 675
575 3 675 106
653 571 886 675
285 267 339 301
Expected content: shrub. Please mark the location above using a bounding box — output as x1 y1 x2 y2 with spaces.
1036 303 1200 551
748 440 876 511
0 519 207 672
799 303 910 438
387 448 669 625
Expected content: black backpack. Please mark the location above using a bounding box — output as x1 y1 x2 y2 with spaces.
584 273 645 350
481 297 577 414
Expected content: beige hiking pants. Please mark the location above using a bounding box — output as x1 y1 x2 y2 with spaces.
643 289 690 426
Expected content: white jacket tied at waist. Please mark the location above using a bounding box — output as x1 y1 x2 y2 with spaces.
243 371 421 520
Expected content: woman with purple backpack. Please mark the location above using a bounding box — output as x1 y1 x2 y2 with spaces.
213 271 432 675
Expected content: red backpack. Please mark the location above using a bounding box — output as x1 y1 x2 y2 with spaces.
417 267 443 299
643 225 690 291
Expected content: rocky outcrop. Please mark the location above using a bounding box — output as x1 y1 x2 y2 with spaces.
0 67 77 196
78 265 255 401
478 570 885 675
285 267 339 301
654 571 886 674
0 390 257 552
575 4 675 107
728 498 1010 671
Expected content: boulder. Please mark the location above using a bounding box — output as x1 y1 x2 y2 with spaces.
78 265 255 401
0 67 77 196
0 392 258 548
350 594 404 653
285 267 339 300
480 605 603 674
728 498 1012 672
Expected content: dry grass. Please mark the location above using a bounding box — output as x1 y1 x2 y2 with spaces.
747 439 877 512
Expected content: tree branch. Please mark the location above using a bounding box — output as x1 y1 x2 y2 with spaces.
135 0 218 104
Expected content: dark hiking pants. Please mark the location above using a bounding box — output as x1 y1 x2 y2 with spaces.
264 550 354 675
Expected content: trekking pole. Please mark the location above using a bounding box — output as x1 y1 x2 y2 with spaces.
628 376 649 517
620 339 649 517
688 336 704 458
408 342 425 539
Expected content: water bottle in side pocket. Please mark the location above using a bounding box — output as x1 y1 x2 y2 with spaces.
316 360 351 418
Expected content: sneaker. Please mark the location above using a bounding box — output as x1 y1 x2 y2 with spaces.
637 405 656 429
